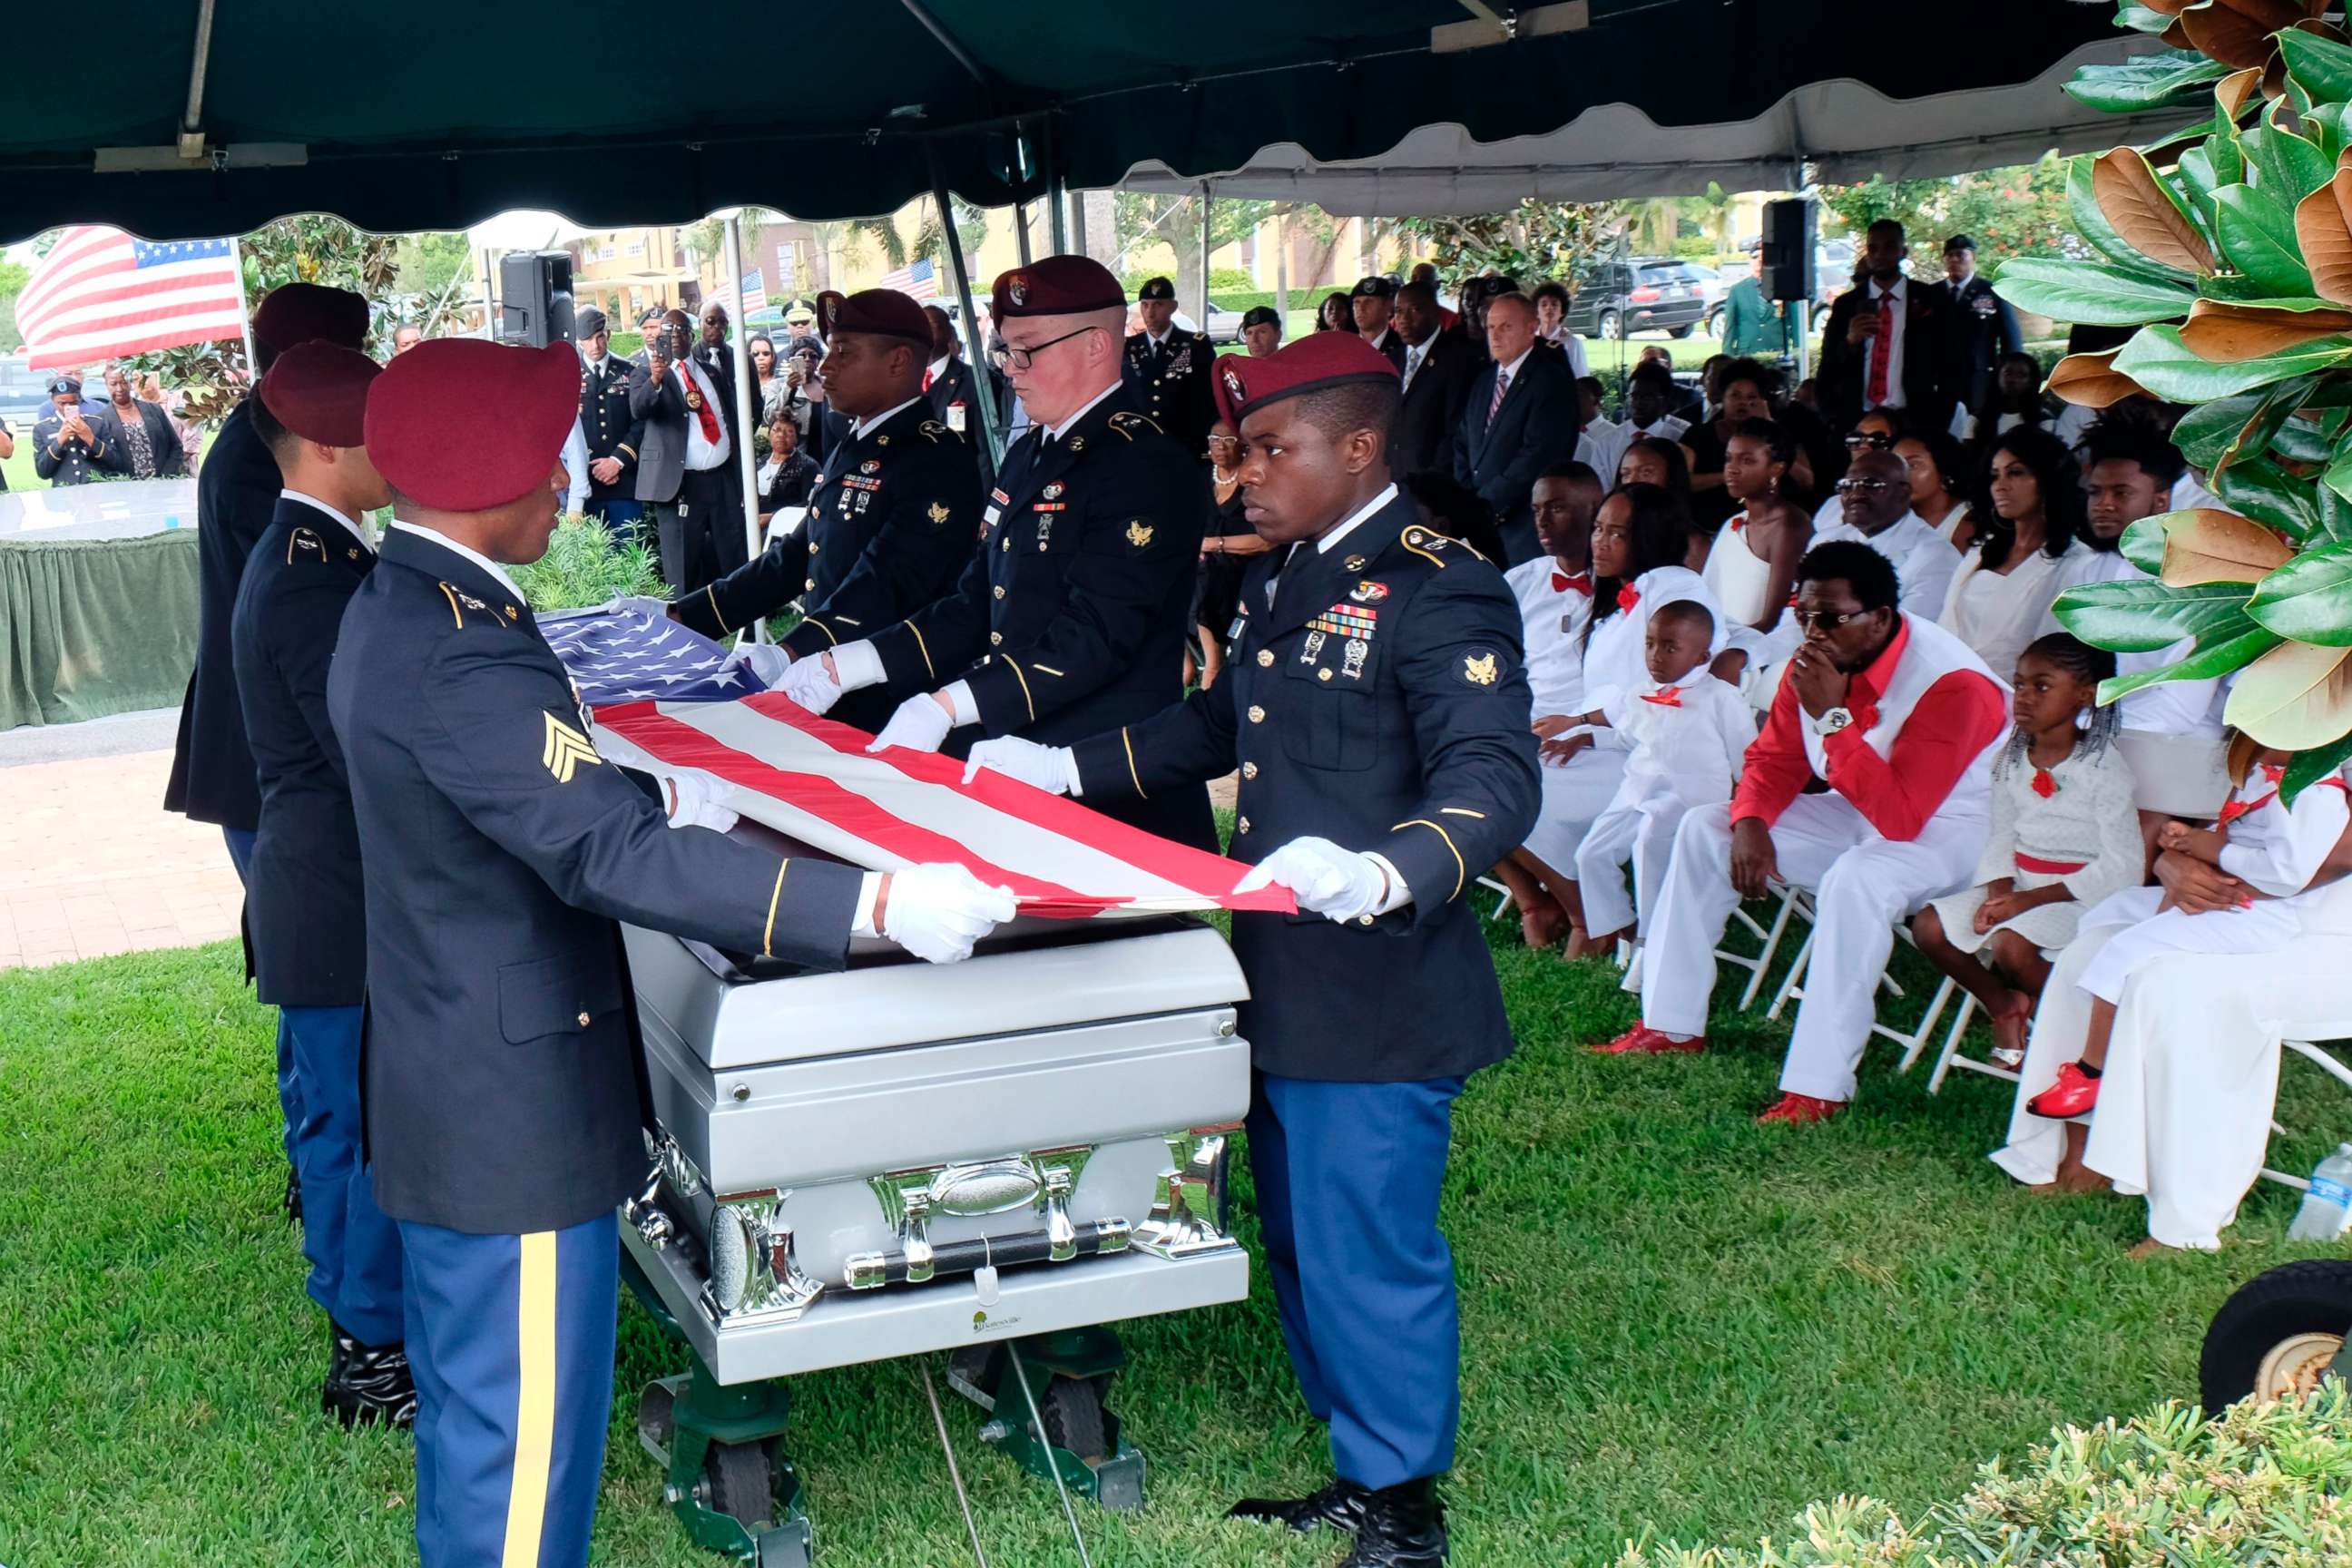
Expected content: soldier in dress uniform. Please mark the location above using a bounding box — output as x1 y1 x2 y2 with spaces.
1937 233 2024 422
228 344 414 1428
1123 275 1220 458
573 306 646 534
778 255 1216 851
32 376 122 485
922 303 978 433
331 338 1014 1568
649 289 976 733
965 332 1540 1568
163 282 371 1224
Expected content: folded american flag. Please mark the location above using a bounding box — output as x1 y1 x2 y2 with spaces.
590 691 1293 920
540 608 765 704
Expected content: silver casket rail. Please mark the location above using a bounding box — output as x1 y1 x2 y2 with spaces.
619 912 1253 1386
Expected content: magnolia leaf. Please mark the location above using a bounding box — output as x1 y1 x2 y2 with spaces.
2070 156 2194 279
2160 507 2298 584
2175 144 2225 230
2271 401 2347 463
2307 101 2351 165
2295 162 2352 304
2098 623 2281 702
2214 453 2322 537
2113 322 2352 398
2171 385 2283 466
2181 0 2328 70
2115 2 2180 31
2046 348 2152 407
2247 541 2352 643
2249 113 2334 199
2214 183 2318 292
2282 727 2352 802
2323 439 2352 504
2323 484 2352 544
2068 50 2232 113
2122 514 2175 575
2092 148 2217 273
2281 26 2352 105
1992 260 2196 326
2224 638 2352 750
2053 576 2259 652
2220 377 2325 475
2178 298 2352 361
2219 63 2269 118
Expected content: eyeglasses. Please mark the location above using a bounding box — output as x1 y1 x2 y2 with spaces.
1834 476 1895 495
1844 431 1896 450
986 324 1101 371
1793 608 1867 634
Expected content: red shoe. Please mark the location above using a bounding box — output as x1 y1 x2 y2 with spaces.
1756 1092 1845 1125
2027 1061 2101 1119
1590 1024 1706 1055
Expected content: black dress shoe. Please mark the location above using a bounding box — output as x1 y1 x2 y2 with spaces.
1336 1477 1446 1567
1226 1477 1368 1533
322 1324 417 1431
284 1165 303 1225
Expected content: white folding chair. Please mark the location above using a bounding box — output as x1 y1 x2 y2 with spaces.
1769 916 1960 1074
1714 880 1808 1014
2259 1039 2352 1192
1478 875 1514 924
1926 992 2028 1093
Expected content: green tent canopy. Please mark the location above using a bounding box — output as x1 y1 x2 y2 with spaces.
0 0 2124 242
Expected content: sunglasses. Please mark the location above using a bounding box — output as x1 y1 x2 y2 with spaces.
1834 476 1895 495
1793 608 1868 634
1844 431 1896 450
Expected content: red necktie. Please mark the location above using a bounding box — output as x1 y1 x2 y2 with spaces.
1552 570 1592 595
681 366 720 446
1639 685 1683 708
1866 291 1894 407
923 368 935 392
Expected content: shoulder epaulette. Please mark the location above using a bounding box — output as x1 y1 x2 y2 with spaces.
1107 411 1162 441
434 581 524 631
1399 526 1485 568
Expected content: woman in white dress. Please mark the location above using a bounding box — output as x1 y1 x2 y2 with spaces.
1939 426 2084 681
1894 427 1974 549
1700 416 1808 704
1519 482 1725 948
1911 634 2140 1066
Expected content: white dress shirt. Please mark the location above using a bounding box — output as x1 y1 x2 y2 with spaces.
1599 669 1751 816
677 359 730 471
1858 276 1909 409
1505 555 1592 718
852 395 926 442
2055 546 2225 739
388 519 529 604
282 487 374 554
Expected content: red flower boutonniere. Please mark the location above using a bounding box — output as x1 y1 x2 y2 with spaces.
2030 768 2058 799
1616 583 1640 612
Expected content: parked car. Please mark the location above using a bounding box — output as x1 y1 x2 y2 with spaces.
0 352 52 432
1563 257 1709 340
1171 299 1246 344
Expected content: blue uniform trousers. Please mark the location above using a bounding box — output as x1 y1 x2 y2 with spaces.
282 1004 404 1345
399 1214 619 1568
231 825 304 1175
583 496 644 535
1248 1072 1467 1490
222 826 256 883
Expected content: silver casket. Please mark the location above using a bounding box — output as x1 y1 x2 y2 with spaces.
618 894 1252 1387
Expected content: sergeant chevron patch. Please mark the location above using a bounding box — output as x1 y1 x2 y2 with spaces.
542 712 603 782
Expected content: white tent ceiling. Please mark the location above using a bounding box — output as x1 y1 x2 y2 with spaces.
1118 34 2198 212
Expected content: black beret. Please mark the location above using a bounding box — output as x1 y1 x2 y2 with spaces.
1945 234 1978 254
1240 306 1281 329
574 306 609 337
638 307 665 326
1349 276 1396 299
993 256 1126 318
1136 276 1177 302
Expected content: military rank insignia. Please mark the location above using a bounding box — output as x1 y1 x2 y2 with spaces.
1350 580 1389 604
1125 520 1154 548
861 459 882 474
927 501 951 525
542 712 602 783
1043 482 1064 501
1222 365 1246 404
1462 652 1499 686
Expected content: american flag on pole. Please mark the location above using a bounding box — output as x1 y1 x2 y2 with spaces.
591 692 1292 920
17 227 248 370
876 257 939 302
540 607 769 704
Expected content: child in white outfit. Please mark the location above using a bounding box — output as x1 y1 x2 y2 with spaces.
2025 736 2351 1120
1565 599 1752 956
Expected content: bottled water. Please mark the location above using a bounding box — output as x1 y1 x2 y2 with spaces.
2288 1143 2352 1241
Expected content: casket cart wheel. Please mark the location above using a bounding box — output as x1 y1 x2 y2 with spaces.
639 1378 678 1454
2200 1259 2352 1409
701 1439 778 1529
1036 1372 1112 1465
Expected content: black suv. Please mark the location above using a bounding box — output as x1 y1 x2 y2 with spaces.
1563 257 1710 340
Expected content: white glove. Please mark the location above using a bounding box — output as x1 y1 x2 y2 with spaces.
777 651 845 715
658 769 740 835
1234 836 1390 924
723 641 792 685
879 862 1017 964
602 593 671 620
867 693 956 754
963 737 1080 796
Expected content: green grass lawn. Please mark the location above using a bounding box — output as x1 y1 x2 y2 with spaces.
4 434 37 492
3 925 2346 1567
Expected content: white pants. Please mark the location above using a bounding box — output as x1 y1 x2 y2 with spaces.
2073 886 2303 1004
1993 930 2352 1249
1574 798 1692 938
1523 749 1627 877
1642 793 1984 1102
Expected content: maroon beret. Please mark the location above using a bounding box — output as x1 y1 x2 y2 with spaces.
251 283 369 357
993 255 1124 320
1213 335 1400 426
813 289 846 339
257 343 379 447
832 288 933 346
365 339 579 511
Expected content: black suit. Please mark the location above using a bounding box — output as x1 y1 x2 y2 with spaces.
926 355 976 427
1391 331 1475 482
1816 278 1960 434
1360 327 1409 376
1939 273 2024 417
627 354 748 593
91 398 185 478
1450 348 1579 566
165 399 280 832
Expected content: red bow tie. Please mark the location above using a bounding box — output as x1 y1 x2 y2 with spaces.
1616 583 1641 612
1639 685 1683 707
1552 570 1592 595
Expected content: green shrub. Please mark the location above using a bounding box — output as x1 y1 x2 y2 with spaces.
1615 1387 2352 1567
508 516 662 611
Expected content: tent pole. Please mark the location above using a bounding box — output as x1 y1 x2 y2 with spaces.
724 212 766 639
1014 201 1034 266
228 233 259 378
1197 184 1212 335
479 248 497 339
929 143 1004 474
1039 114 1067 254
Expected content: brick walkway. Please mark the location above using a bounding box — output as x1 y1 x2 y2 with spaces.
0 749 242 969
